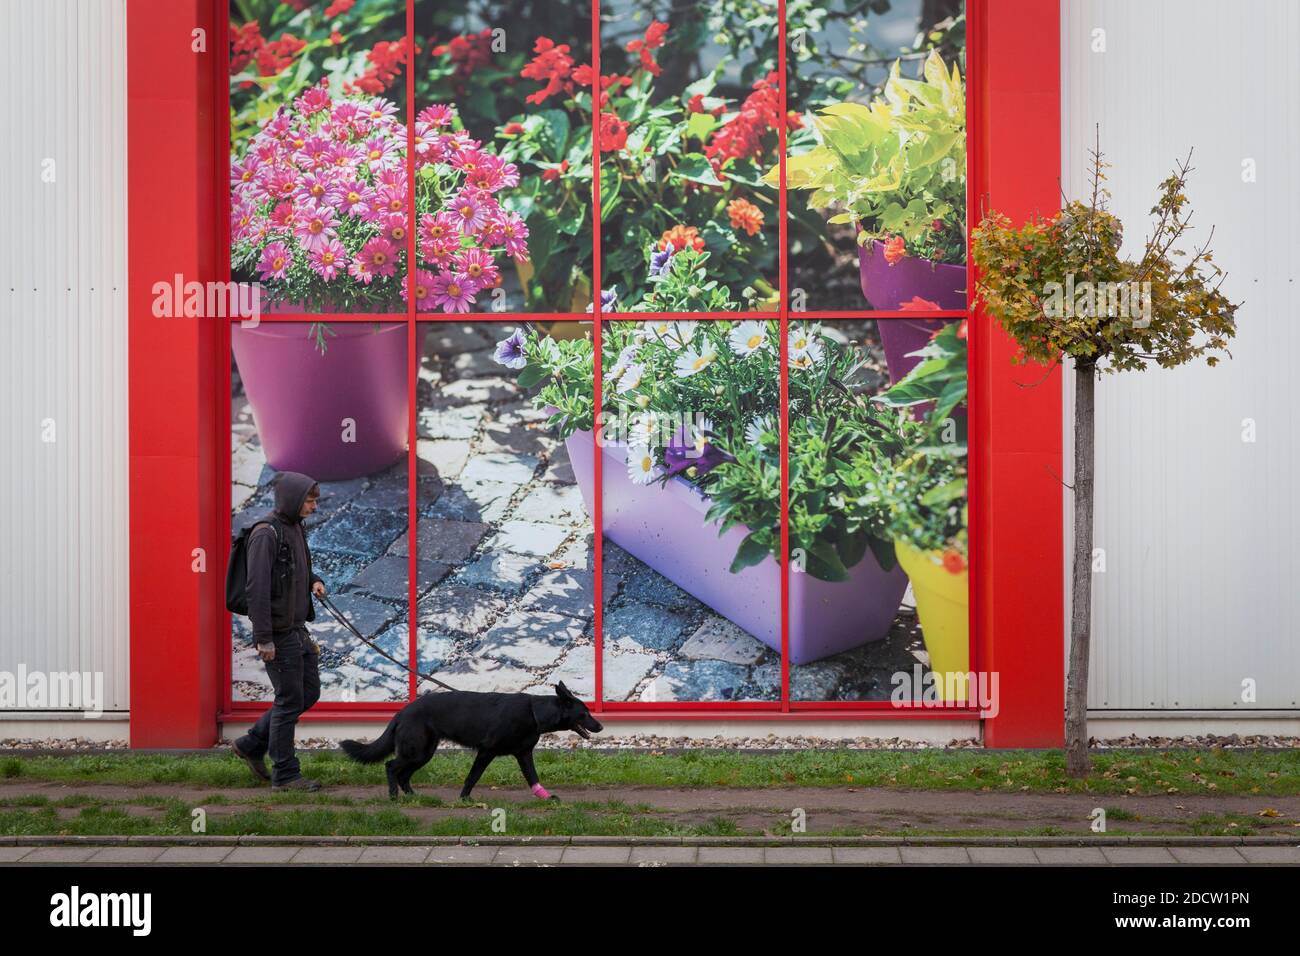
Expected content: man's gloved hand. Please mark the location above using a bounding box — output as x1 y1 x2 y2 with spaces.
312 581 327 598
256 641 276 662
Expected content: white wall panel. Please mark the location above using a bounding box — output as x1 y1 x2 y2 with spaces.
1062 0 1299 710
0 0 129 713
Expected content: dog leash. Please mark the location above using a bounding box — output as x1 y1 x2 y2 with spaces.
314 593 458 692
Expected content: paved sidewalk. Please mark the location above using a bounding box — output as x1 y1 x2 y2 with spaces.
4 839 1296 867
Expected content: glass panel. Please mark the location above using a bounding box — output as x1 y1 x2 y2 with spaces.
599 318 781 701
786 317 968 701
787 1 967 312
413 0 593 313
597 0 781 313
412 320 595 694
230 320 411 704
229 0 410 314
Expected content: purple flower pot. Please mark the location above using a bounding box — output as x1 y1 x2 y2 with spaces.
231 321 408 481
565 429 908 664
858 238 966 311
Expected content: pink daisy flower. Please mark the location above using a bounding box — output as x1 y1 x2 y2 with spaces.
266 169 299 202
335 179 375 218
430 271 479 313
380 213 408 245
450 193 488 235
403 268 437 309
492 210 530 260
269 201 297 231
454 248 499 287
297 85 331 115
293 203 338 253
419 211 460 246
376 184 407 217
257 241 293 281
358 236 399 278
294 172 334 206
419 237 459 269
417 104 455 128
348 256 376 285
309 238 347 282
363 136 400 172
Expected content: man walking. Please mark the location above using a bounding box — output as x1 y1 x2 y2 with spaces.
232 471 327 791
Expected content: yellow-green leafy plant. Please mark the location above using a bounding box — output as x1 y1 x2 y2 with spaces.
773 49 966 264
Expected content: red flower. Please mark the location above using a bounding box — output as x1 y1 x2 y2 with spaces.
704 70 782 174
899 296 941 311
324 0 354 16
599 112 629 152
942 550 966 574
501 122 525 136
542 160 569 181
956 319 968 340
883 235 906 266
435 29 494 79
626 20 669 76
521 37 576 105
329 30 343 45
659 225 705 253
345 39 409 94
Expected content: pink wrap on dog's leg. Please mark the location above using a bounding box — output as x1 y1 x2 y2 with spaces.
531 783 551 800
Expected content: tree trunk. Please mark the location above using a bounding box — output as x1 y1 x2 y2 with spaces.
1065 361 1096 777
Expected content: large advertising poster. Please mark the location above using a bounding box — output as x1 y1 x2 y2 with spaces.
226 0 970 711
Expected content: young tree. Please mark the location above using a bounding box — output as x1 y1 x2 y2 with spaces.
972 136 1238 776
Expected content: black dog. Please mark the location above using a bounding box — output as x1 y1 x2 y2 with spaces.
340 682 602 801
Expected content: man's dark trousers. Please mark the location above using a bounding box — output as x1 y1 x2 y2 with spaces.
235 626 320 785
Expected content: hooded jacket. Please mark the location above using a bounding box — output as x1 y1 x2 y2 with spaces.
246 471 324 645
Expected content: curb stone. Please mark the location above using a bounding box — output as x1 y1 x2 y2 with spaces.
3 834 1297 848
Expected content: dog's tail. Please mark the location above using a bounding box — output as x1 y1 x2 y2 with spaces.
340 717 398 764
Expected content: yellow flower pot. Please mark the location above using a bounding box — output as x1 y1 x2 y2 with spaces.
895 539 970 702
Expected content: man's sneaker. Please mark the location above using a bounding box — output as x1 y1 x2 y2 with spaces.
271 776 321 792
231 741 270 782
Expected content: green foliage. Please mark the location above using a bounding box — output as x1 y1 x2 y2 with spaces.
501 313 969 581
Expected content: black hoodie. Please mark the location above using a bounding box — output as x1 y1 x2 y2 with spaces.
246 471 324 645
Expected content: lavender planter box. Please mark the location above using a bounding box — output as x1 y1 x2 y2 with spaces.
565 430 908 664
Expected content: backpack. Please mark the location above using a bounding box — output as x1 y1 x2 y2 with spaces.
225 517 294 616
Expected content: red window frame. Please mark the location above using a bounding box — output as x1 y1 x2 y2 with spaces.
126 0 1063 744
217 0 979 721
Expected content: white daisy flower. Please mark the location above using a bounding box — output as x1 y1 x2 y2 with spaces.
788 325 824 370
674 344 718 377
617 362 645 393
627 447 658 485
628 411 658 448
606 344 639 381
686 416 715 454
745 414 776 448
728 320 768 356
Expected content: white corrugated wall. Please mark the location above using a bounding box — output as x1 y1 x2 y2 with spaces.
0 0 129 714
1061 0 1300 711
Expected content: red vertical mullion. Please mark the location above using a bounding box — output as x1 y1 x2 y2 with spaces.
218 11 233 716
590 0 604 711
406 0 419 701
965 0 979 684
777 0 790 711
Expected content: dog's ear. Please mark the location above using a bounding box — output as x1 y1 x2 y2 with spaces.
555 681 576 702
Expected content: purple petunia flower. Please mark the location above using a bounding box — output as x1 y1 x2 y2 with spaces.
649 245 674 278
493 328 528 369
